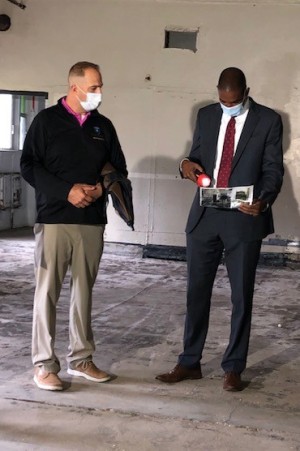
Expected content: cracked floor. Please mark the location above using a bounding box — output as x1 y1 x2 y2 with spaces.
0 228 299 450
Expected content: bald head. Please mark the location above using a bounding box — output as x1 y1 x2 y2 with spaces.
217 67 247 92
217 67 249 109
68 61 101 87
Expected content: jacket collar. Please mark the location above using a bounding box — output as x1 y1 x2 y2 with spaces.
231 97 260 171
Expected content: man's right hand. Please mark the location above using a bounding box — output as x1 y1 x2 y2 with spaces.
181 160 204 183
67 184 96 208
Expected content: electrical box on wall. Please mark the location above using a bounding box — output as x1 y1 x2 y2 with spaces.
0 173 22 210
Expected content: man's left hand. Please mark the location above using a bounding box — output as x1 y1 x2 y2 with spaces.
238 199 268 216
84 182 103 201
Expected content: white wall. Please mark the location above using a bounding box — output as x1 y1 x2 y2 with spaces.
0 0 299 254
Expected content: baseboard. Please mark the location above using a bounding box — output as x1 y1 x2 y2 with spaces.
0 228 299 268
103 241 300 269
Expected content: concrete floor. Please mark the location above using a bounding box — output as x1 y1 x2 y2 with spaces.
0 228 299 451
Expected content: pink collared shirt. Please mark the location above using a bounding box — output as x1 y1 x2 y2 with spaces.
62 97 90 126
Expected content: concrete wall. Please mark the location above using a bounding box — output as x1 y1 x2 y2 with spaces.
0 0 299 256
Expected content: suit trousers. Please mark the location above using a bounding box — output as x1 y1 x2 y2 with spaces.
32 223 105 373
179 208 262 374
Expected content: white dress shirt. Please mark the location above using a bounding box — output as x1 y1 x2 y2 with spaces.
213 99 250 186
180 99 250 183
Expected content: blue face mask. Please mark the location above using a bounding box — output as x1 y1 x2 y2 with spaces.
220 101 243 117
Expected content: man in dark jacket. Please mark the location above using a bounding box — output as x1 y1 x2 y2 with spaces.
21 61 128 391
156 67 284 391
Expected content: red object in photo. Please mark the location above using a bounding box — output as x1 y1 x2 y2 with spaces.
196 173 211 187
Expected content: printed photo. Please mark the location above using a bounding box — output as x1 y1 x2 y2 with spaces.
199 185 254 209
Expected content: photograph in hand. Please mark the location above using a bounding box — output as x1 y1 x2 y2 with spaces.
199 185 253 209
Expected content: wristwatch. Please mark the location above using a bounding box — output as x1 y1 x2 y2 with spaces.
261 202 269 212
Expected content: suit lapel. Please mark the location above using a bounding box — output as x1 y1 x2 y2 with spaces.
231 101 260 172
207 106 223 174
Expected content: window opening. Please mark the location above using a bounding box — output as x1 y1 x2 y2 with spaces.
0 95 13 149
164 28 198 53
0 91 47 151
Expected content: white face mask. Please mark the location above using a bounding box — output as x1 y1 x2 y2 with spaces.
77 86 102 112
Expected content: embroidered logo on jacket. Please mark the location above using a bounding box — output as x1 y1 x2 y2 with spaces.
92 126 105 140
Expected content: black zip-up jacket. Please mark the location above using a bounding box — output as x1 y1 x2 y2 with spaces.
20 98 128 225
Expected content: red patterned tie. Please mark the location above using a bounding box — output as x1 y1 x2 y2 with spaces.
216 117 236 188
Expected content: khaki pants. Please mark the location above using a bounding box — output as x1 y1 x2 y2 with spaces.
32 224 105 373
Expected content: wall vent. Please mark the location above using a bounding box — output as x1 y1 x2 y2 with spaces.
164 27 198 52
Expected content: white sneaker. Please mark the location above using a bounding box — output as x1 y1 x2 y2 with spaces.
34 368 63 391
68 361 111 382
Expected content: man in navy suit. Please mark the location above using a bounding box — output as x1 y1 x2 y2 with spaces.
156 67 284 391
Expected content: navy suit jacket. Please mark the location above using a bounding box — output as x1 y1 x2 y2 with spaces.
185 98 284 241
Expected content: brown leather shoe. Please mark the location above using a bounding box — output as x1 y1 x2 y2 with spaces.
156 364 202 383
223 372 242 391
